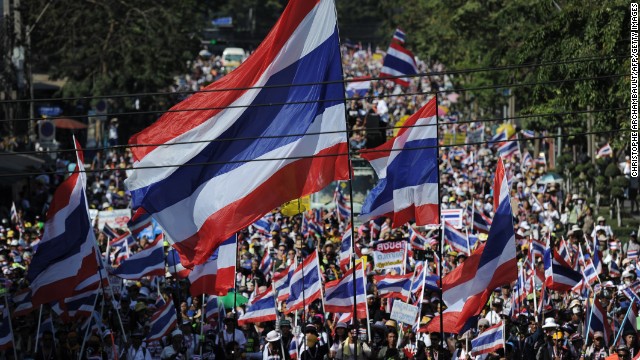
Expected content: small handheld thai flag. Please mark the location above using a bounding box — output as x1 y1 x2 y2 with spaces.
286 251 322 313
259 251 272 276
334 183 352 223
345 77 371 98
628 249 639 261
10 202 18 225
238 287 277 325
147 297 178 342
470 322 504 358
127 207 153 237
444 221 470 255
586 298 613 347
521 130 535 138
473 211 492 234
521 152 533 169
441 208 463 228
374 273 412 302
380 42 417 87
609 260 621 277
498 136 520 159
110 239 164 280
408 227 428 250
595 143 613 159
339 226 353 272
205 296 219 322
544 248 582 291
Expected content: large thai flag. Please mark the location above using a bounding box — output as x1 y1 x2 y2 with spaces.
324 262 367 317
488 131 507 147
286 251 322 313
530 237 546 259
167 248 191 279
543 248 582 291
0 307 13 351
147 297 178 342
359 98 439 227
339 226 353 271
380 42 417 87
12 289 34 317
27 142 101 306
127 207 153 237
374 273 412 302
238 287 277 325
188 235 236 296
111 237 164 280
473 211 492 234
586 298 613 347
125 0 349 267
345 77 371 98
444 221 470 255
470 322 504 358
424 157 517 334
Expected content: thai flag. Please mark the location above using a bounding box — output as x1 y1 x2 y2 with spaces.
488 131 507 147
238 287 277 325
498 136 520 159
380 42 417 87
188 235 236 296
27 141 101 306
252 217 271 235
558 237 572 265
59 289 98 321
346 77 371 98
286 251 323 313
127 207 152 236
167 248 191 279
470 322 504 358
359 98 439 227
125 0 349 268
441 208 463 228
424 157 517 334
374 273 412 302
324 262 367 317
80 311 105 338
393 28 406 44
521 130 535 138
596 143 613 159
544 248 582 291
444 221 470 255
289 338 299 360
12 289 34 317
307 217 324 237
274 264 293 302
586 298 613 347
408 227 428 250
530 237 545 259
609 260 621 278
473 211 492 233
409 262 427 300
628 249 639 261
449 148 467 159
204 295 224 321
109 232 135 265
0 307 13 351
334 184 351 223
339 226 353 271
147 297 178 342
535 153 546 166
370 218 384 240
622 284 640 304
111 238 164 280
102 223 119 239
425 274 440 292
259 251 272 276
521 152 533 169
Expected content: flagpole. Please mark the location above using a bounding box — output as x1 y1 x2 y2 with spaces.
3 294 18 360
613 303 633 346
200 294 206 358
333 11 360 356
434 91 444 348
97 250 128 345
465 227 471 256
530 248 538 314
79 292 100 360
34 304 43 353
584 295 597 345
233 234 239 346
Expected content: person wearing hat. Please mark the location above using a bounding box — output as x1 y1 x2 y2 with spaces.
301 324 327 360
279 319 294 353
330 323 350 359
591 216 613 239
584 331 609 359
537 330 570 360
623 329 639 358
484 297 504 326
263 330 289 360
624 230 640 259
336 324 371 360
161 329 186 360
125 330 152 360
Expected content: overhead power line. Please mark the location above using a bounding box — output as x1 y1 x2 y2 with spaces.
0 106 627 158
0 54 627 105
0 128 628 178
0 73 628 124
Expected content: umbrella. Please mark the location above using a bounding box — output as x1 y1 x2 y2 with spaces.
537 172 564 184
53 118 87 129
218 292 249 309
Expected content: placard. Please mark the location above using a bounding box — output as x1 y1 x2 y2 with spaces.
372 241 405 271
98 209 132 230
390 301 419 325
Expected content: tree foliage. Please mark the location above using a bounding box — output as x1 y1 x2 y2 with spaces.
27 0 203 100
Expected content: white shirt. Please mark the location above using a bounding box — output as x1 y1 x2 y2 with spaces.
127 345 152 360
220 329 247 349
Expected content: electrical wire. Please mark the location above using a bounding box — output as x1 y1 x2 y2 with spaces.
0 128 629 178
0 73 628 124
0 54 626 105
0 106 627 157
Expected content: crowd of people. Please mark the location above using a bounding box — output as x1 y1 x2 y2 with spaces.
0 44 637 360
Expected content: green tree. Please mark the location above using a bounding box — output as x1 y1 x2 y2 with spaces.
27 0 203 100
